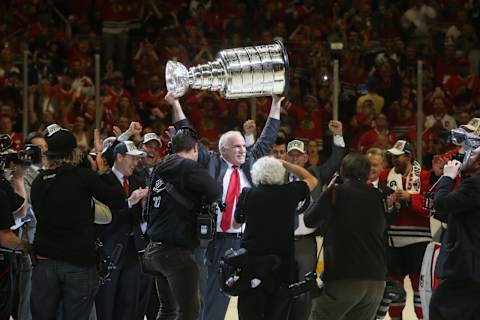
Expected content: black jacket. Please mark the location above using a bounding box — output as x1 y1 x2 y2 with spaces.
433 175 480 282
146 154 222 249
304 180 387 282
98 171 147 258
31 165 124 266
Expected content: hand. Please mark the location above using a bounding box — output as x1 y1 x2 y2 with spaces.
243 119 256 136
127 122 142 136
328 120 343 136
128 187 149 206
151 107 165 118
112 126 122 138
394 189 411 202
271 95 285 108
443 160 461 179
165 92 179 107
10 164 25 179
165 126 176 139
282 99 292 111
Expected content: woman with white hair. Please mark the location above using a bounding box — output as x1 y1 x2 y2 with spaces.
234 156 317 320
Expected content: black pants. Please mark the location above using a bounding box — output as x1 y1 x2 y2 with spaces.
144 242 200 320
237 277 291 320
430 278 480 320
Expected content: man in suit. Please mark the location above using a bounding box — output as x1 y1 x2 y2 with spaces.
164 91 283 320
96 141 151 320
285 121 346 320
430 148 480 320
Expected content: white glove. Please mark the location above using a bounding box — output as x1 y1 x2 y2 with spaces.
443 160 461 179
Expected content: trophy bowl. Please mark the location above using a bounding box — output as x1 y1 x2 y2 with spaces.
165 40 289 99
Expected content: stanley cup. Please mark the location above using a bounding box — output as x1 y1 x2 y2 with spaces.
165 40 289 99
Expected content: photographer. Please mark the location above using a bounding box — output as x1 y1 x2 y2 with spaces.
305 153 387 320
30 124 125 320
0 187 27 319
142 128 222 320
429 150 480 319
234 156 316 320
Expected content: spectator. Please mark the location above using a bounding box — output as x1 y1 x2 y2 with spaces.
401 0 436 46
425 97 457 132
356 77 385 115
358 113 396 152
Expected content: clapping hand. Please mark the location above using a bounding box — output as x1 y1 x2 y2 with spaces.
128 187 149 206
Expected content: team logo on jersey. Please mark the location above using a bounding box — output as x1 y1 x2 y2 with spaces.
153 178 166 193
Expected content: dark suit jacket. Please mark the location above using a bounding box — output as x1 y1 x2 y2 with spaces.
174 117 280 187
433 175 480 282
99 171 147 258
308 144 346 200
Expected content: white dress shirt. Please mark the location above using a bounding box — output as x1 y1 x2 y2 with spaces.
216 159 250 233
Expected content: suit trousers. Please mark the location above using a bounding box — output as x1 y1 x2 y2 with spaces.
430 278 480 320
203 235 241 320
95 237 152 320
309 279 385 320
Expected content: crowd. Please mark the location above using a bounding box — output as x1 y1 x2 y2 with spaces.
0 0 480 320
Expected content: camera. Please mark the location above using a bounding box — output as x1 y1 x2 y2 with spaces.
451 152 465 163
197 200 225 246
0 134 42 167
288 272 322 298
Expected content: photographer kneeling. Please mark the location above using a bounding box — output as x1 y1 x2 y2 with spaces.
305 153 387 320
234 156 316 320
142 128 222 320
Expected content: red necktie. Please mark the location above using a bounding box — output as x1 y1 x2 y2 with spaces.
123 176 129 197
220 166 241 232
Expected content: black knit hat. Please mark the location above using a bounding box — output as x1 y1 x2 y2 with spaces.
43 124 77 156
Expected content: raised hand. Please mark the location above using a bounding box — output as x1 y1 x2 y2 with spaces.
328 120 343 136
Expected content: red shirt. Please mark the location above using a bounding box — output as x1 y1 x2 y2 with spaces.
289 105 325 142
358 129 396 152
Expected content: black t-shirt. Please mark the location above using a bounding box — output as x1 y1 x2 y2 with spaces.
241 181 310 283
0 190 14 230
31 165 124 266
0 176 24 230
147 154 222 249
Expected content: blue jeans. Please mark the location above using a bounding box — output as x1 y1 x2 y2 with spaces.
31 259 99 320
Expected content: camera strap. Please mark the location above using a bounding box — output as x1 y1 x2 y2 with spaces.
144 163 195 231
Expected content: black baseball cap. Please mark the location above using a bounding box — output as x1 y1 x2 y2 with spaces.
43 124 77 156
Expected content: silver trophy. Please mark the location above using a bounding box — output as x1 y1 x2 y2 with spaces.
165 40 289 99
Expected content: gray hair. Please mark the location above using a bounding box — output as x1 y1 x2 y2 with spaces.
218 131 243 152
366 147 385 159
251 156 286 186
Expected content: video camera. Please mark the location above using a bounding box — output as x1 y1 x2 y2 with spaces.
450 127 480 169
0 134 41 167
288 272 323 298
197 200 225 247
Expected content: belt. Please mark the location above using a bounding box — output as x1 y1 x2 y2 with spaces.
294 233 316 241
216 232 243 239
